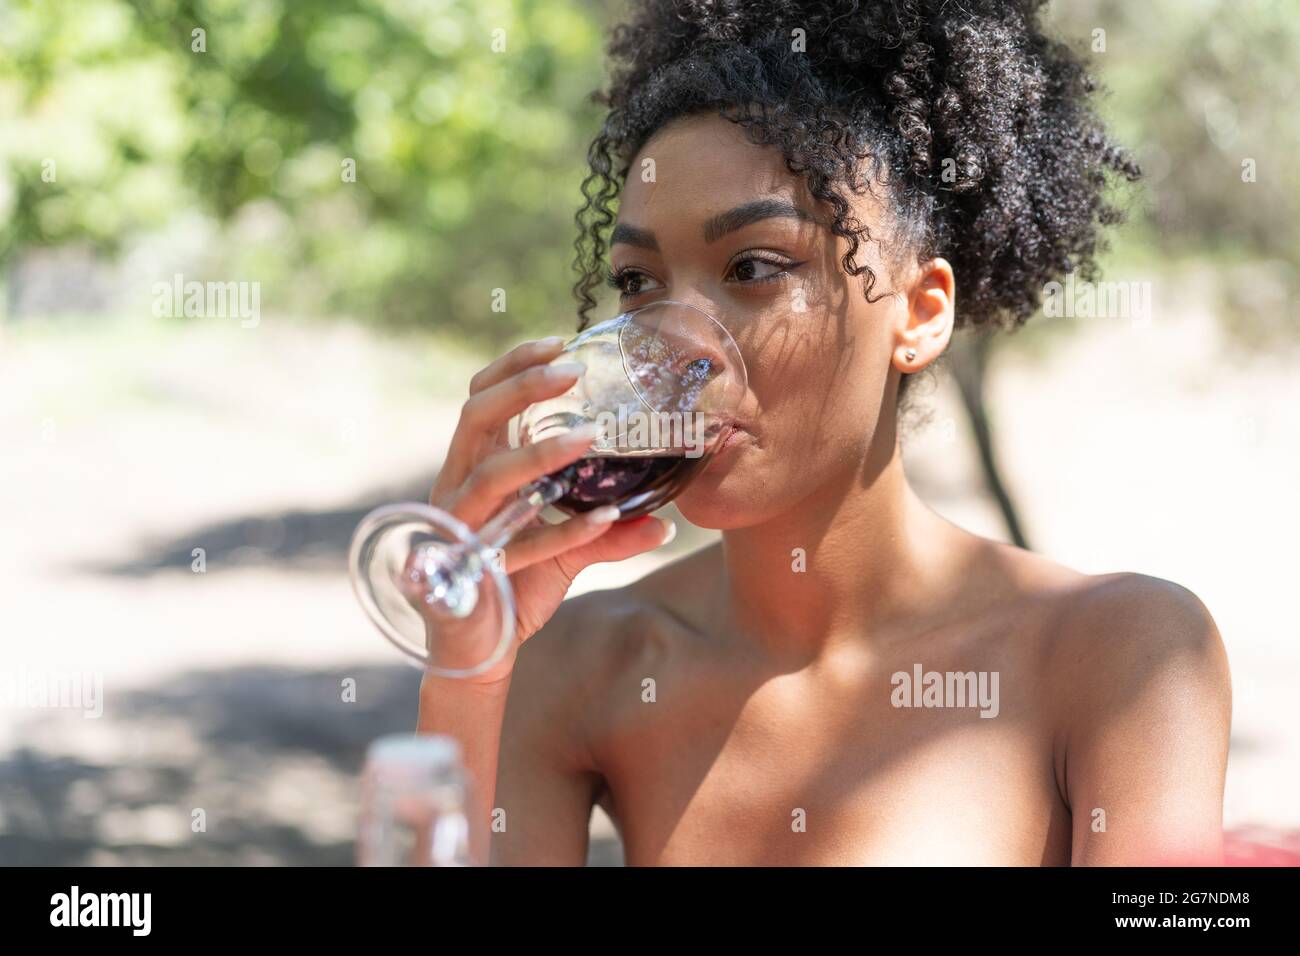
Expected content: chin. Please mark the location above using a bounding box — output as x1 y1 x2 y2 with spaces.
673 447 771 530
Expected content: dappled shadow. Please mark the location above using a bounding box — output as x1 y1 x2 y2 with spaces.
0 663 623 865
88 473 707 581
91 476 435 577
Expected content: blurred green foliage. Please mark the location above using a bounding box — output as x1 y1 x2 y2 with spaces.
1045 0 1300 347
1 0 1296 346
0 0 614 341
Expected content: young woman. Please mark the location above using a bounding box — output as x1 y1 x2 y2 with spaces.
417 0 1231 865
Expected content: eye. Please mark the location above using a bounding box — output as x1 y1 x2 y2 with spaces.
605 267 663 298
726 254 800 284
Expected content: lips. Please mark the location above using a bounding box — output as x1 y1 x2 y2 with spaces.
718 423 748 453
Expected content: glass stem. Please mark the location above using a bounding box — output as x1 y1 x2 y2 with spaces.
408 476 570 624
476 475 569 554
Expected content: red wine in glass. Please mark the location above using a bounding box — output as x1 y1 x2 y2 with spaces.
547 450 708 520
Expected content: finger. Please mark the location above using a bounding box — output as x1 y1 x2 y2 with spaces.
462 362 586 435
467 337 568 396
502 506 623 573
449 423 599 526
440 362 586 489
553 515 677 581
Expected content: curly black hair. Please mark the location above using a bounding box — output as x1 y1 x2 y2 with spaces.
572 0 1141 398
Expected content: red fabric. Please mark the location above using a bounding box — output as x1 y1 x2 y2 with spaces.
1221 827 1300 866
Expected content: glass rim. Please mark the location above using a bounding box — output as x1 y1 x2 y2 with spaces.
347 502 516 678
365 733 462 768
602 297 749 397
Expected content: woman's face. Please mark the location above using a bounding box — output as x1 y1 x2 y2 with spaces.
609 112 951 529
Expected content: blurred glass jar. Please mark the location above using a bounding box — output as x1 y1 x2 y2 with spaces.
357 734 474 866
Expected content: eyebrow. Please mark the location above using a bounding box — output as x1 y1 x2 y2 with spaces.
609 221 659 252
610 198 818 252
702 198 819 243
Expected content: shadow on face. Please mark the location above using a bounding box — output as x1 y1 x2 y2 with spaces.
609 112 914 529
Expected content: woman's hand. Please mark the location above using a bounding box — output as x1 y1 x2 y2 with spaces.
426 336 675 684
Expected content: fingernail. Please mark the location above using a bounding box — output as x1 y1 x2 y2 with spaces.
538 336 566 348
585 505 621 525
659 519 677 546
565 422 600 442
547 362 586 380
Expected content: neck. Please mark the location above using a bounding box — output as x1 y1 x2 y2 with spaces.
717 431 959 661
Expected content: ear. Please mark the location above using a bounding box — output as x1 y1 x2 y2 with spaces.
892 257 955 373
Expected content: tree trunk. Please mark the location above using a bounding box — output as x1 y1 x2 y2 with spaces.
948 334 1031 550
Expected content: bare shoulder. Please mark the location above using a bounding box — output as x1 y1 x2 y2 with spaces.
526 543 717 658
1035 569 1231 740
1044 570 1227 669
958 531 1223 654
947 532 1228 703
956 537 1232 799
508 544 722 739
1028 569 1233 860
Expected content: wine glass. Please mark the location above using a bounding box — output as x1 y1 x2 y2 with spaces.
348 299 747 678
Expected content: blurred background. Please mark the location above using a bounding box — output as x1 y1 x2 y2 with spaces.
1 0 1297 865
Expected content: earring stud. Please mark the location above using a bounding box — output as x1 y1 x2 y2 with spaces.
904 348 917 362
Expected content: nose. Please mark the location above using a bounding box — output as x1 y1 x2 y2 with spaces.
664 291 746 361
635 299 733 376
666 290 723 322
678 346 729 388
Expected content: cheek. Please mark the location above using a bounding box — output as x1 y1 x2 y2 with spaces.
672 345 889 529
755 336 886 455
764 371 884 485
